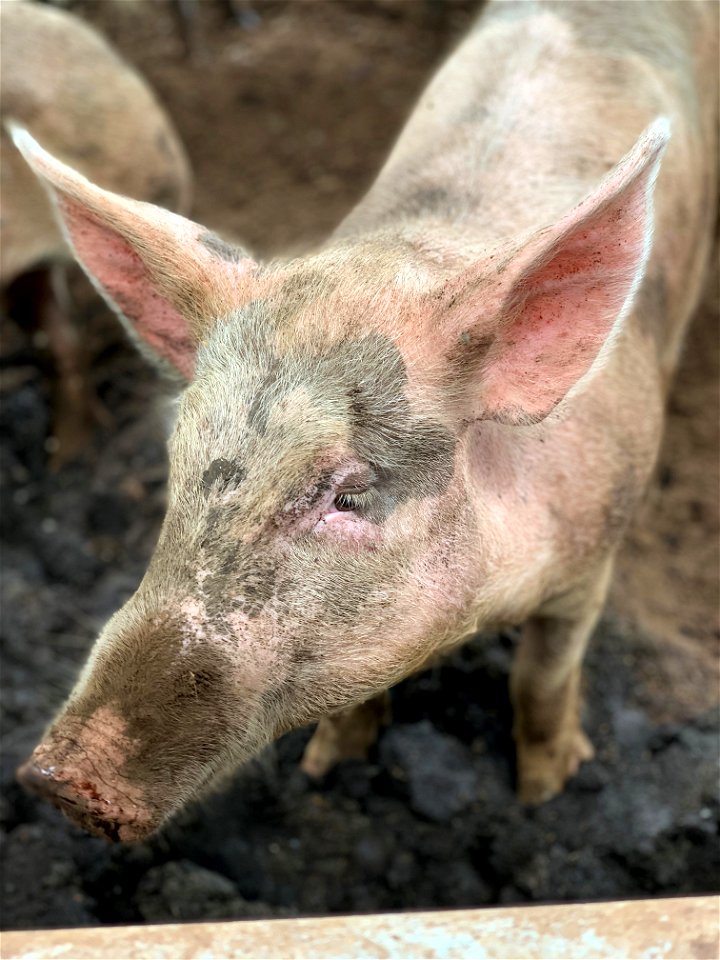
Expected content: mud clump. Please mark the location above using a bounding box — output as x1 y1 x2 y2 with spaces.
380 721 479 822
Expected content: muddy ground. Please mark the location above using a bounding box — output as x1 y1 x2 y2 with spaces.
1 0 718 933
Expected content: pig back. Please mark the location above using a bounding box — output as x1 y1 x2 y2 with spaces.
0 1 192 285
547 0 719 381
337 0 717 379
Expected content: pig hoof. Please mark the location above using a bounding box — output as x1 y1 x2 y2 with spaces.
517 729 595 805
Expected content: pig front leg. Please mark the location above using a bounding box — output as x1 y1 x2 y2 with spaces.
300 691 391 779
511 558 615 804
38 266 98 469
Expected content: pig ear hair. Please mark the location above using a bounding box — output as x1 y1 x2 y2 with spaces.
444 117 670 425
9 125 257 382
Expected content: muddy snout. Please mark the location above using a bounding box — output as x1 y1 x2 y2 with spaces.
17 758 130 842
16 713 158 843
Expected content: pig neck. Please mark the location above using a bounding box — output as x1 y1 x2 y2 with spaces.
334 0 715 378
334 1 672 262
329 1 677 616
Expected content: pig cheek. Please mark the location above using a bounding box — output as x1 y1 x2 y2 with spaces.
223 610 294 692
177 595 289 699
220 621 310 740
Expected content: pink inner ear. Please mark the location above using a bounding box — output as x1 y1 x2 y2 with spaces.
59 196 196 379
479 186 649 423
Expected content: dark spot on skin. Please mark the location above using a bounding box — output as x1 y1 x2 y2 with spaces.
348 386 365 421
289 644 319 665
335 335 456 517
233 551 277 619
199 230 247 264
200 506 223 548
204 541 278 620
244 333 457 521
271 269 339 309
459 101 489 126
306 474 333 507
202 458 245 495
156 130 176 161
378 184 470 224
247 361 280 436
191 669 215 691
173 666 222 703
405 186 454 214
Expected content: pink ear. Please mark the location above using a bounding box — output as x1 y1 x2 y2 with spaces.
443 118 670 425
10 127 257 380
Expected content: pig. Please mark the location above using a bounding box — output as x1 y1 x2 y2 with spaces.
1 0 191 459
12 0 718 842
1 1 192 281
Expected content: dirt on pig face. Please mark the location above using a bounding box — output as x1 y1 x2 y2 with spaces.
1 0 717 933
50 276 472 834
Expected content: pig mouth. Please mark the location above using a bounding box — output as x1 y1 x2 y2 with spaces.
16 757 159 843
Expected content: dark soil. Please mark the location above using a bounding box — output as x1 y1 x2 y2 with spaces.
1 0 718 933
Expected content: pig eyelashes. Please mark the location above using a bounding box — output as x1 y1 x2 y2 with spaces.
291 465 380 525
327 466 378 517
333 489 372 513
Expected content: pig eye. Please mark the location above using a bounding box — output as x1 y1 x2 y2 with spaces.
333 487 372 513
330 468 376 515
334 492 358 512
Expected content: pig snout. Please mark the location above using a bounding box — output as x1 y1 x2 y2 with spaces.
17 759 142 843
16 709 158 843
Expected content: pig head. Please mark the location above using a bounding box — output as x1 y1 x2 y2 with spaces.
12 120 667 841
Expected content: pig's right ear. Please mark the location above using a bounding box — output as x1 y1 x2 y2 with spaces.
9 126 258 381
436 118 669 426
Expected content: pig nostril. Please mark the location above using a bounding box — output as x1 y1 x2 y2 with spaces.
16 755 152 843
18 758 97 817
17 760 84 810
16 759 55 796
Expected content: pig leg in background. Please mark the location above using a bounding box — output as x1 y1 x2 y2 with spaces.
41 266 111 469
300 691 391 779
511 558 615 804
16 266 110 468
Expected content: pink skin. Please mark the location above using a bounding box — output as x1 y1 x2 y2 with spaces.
59 200 198 379
269 458 383 547
312 470 382 546
8 126 257 378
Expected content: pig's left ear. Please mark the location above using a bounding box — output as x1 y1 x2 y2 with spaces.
9 126 258 381
441 118 670 425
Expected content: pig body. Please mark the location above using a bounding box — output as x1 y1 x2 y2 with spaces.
0 1 192 285
1 0 191 463
340 0 717 385
14 0 718 840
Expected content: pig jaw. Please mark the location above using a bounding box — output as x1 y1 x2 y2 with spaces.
16 706 160 843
